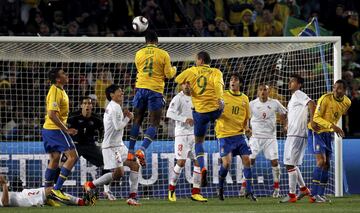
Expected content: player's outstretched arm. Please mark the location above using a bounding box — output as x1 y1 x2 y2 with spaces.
214 71 225 106
164 52 176 79
0 176 9 207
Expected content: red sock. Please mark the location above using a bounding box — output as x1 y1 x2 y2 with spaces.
274 182 279 189
169 184 176 191
192 188 200 195
288 193 296 198
78 198 85 206
129 192 137 199
300 186 307 191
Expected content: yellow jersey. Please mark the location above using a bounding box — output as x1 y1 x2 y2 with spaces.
309 93 351 133
175 64 224 113
43 85 69 130
135 44 176 94
95 79 111 109
215 90 250 138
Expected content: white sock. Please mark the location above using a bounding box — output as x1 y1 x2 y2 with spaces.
93 172 113 187
272 165 280 184
193 166 201 188
129 170 139 194
170 164 183 186
296 167 306 188
288 168 298 194
64 193 80 205
104 184 110 192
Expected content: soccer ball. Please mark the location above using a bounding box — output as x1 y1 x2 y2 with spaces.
132 16 149 33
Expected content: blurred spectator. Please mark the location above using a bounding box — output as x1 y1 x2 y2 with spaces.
38 22 50 36
67 21 79 36
252 0 264 23
142 0 158 21
226 0 253 25
342 43 360 78
190 16 206 36
184 0 204 21
218 19 235 37
25 8 43 35
204 20 220 36
301 0 320 21
255 8 283 36
52 10 67 36
272 1 289 26
285 0 300 18
235 8 256 36
95 69 113 109
153 8 170 36
331 4 358 44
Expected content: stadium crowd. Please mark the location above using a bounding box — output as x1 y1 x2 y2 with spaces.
0 0 360 140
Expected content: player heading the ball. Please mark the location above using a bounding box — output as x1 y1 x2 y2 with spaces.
128 30 176 167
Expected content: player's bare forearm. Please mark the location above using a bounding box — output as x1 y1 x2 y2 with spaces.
1 177 9 207
279 113 287 126
308 100 316 122
48 110 68 132
165 66 176 79
308 101 321 131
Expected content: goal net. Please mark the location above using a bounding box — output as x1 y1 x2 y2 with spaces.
0 37 342 198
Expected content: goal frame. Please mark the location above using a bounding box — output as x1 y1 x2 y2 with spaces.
0 36 342 196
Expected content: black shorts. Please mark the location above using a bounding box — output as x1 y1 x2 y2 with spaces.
75 143 104 167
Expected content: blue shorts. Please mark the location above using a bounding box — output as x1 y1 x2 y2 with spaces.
308 129 333 155
42 129 75 153
193 109 223 137
133 88 165 111
219 134 252 157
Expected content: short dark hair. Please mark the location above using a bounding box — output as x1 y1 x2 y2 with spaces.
48 68 61 84
335 79 347 88
197 51 211 64
290 74 304 85
80 96 92 105
145 30 158 43
230 72 243 83
105 84 121 101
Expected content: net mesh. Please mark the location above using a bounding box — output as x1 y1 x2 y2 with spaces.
0 37 337 198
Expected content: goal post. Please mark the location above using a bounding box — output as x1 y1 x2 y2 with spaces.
0 36 342 198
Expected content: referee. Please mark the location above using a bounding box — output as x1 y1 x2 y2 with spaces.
67 96 116 200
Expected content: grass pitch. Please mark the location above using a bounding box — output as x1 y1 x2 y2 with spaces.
2 196 360 213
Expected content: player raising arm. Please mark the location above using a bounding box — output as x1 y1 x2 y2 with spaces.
128 30 176 167
42 68 78 202
309 80 351 203
84 85 141 206
167 83 207 202
247 84 287 198
175 51 224 187
280 74 319 203
216 73 256 202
